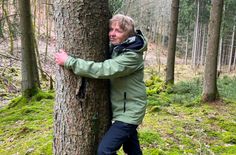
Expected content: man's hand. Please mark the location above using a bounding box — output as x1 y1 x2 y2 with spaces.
55 49 69 66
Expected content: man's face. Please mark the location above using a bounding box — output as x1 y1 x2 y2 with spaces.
109 22 129 45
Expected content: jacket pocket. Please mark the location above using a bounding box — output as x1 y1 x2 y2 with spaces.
123 92 127 112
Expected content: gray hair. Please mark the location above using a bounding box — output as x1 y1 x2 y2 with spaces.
109 14 135 37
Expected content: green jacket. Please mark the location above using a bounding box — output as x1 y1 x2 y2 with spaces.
64 32 147 125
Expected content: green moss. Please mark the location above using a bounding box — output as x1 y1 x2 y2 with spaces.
145 75 166 96
163 148 183 155
143 148 165 155
222 132 236 144
7 96 28 108
31 91 54 102
219 121 236 133
149 106 162 113
7 91 54 109
139 131 163 146
1 74 236 154
205 129 221 138
212 145 236 154
0 91 54 155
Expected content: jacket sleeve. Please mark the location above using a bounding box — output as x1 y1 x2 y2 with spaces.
64 52 143 79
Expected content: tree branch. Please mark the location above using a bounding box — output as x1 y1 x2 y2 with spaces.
0 52 20 61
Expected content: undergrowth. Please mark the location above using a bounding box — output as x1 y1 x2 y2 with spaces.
0 91 54 155
142 74 236 154
0 74 236 155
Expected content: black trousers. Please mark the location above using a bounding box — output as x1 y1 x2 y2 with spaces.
97 121 142 155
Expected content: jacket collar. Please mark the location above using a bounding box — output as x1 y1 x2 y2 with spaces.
112 30 147 54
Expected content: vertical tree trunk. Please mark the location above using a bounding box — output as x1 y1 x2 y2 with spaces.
196 23 202 66
37 1 41 45
184 33 189 65
165 0 180 84
53 1 110 154
217 38 223 71
2 0 14 55
191 0 200 68
202 0 223 102
44 0 49 62
224 45 229 66
0 6 4 38
31 0 45 80
233 48 236 70
19 0 40 97
200 24 207 66
232 24 236 70
228 25 235 72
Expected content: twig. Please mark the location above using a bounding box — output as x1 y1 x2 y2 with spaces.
0 52 20 61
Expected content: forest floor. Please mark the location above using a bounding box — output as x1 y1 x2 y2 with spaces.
2 39 235 107
0 39 236 154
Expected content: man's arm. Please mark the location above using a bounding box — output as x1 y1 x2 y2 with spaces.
55 49 143 79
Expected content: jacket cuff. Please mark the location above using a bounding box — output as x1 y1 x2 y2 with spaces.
64 56 74 69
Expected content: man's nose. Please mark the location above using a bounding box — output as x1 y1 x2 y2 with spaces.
110 30 116 36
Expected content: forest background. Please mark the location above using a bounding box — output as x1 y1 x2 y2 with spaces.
0 0 236 155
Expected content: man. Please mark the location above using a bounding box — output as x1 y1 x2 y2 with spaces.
55 14 147 155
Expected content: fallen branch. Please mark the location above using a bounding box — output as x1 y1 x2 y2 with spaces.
0 52 20 61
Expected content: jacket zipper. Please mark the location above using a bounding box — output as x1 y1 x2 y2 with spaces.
124 92 126 112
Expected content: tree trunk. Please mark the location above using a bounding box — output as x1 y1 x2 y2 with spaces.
228 25 235 72
191 0 200 68
165 0 179 84
200 24 206 66
232 24 236 70
233 48 236 70
18 0 40 97
44 0 50 62
53 1 110 154
2 0 14 55
184 32 189 65
217 38 223 71
202 0 223 102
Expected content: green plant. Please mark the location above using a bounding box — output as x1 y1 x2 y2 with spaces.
0 91 54 155
139 131 163 147
145 75 166 96
218 76 236 101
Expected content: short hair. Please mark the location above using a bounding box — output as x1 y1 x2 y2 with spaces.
109 14 135 37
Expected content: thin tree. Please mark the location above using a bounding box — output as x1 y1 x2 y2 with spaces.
2 0 14 55
53 0 110 154
18 0 40 97
202 0 224 102
191 0 201 68
217 38 223 71
165 0 180 84
184 33 189 65
228 25 235 72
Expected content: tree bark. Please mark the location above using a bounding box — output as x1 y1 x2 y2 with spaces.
184 33 189 65
228 25 235 72
53 0 110 154
233 48 236 69
165 0 180 84
202 0 223 102
200 24 206 66
18 0 40 97
217 38 223 71
2 0 14 55
191 0 200 68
